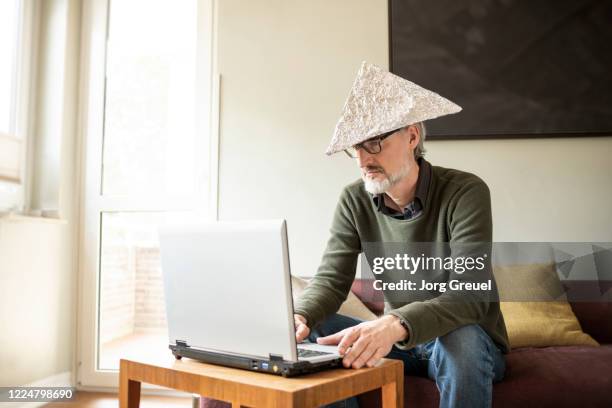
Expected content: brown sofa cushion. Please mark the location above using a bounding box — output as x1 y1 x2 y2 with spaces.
492 345 612 407
564 279 612 343
357 345 612 408
569 301 612 343
350 279 384 315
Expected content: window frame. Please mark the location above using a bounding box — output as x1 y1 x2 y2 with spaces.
76 0 219 389
0 0 38 212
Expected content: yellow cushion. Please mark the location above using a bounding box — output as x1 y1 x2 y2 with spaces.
494 263 599 349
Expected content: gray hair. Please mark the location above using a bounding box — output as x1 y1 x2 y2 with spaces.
412 121 427 159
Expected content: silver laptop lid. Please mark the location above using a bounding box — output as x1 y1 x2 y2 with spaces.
158 219 298 362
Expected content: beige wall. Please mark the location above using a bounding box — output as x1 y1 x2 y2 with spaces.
426 137 612 242
216 0 612 278
0 0 80 386
0 217 73 386
216 0 388 277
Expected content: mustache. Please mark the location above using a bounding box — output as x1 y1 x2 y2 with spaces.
363 166 385 173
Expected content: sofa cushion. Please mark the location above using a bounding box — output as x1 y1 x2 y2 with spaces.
492 345 612 407
292 276 377 322
564 279 612 343
357 345 612 408
570 301 612 343
500 301 599 348
350 279 384 315
495 263 598 348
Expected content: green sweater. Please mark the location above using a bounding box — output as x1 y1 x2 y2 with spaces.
294 161 510 353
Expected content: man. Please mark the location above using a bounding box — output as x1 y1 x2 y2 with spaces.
294 62 509 408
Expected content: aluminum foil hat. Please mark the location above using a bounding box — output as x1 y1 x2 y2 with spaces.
325 61 462 155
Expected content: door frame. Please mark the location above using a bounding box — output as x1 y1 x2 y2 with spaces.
75 0 219 389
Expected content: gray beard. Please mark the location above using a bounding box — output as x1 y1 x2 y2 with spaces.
363 162 412 195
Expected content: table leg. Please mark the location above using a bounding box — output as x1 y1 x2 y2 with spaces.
382 360 404 408
381 381 398 408
119 360 141 408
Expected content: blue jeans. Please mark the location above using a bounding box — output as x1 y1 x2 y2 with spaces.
310 314 506 408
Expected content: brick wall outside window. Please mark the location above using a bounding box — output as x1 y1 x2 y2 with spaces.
100 245 167 344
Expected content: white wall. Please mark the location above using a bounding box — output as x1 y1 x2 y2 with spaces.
426 137 612 242
0 217 73 386
216 0 612 277
216 0 388 277
0 0 80 387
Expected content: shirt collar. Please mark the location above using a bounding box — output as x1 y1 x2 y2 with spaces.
371 157 432 215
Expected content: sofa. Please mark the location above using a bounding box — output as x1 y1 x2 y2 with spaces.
350 279 612 408
199 278 612 407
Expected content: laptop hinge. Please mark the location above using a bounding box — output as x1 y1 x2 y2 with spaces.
175 340 189 348
269 353 284 362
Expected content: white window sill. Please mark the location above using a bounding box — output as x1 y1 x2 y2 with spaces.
0 212 67 225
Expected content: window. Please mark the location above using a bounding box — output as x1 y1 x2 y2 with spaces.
78 0 217 387
0 0 34 212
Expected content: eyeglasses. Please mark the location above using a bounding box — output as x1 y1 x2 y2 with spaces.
344 129 398 158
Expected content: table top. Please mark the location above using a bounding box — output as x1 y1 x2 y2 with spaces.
121 355 403 392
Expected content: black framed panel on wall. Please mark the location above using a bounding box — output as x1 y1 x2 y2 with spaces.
389 0 612 140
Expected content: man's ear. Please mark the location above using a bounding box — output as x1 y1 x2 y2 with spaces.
406 125 420 148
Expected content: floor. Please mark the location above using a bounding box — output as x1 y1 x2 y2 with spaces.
41 391 193 408
63 333 194 406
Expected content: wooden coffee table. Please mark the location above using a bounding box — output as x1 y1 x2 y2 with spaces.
119 356 403 407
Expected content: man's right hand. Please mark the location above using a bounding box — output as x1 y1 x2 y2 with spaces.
294 314 310 343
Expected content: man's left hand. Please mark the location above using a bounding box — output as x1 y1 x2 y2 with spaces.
316 315 408 369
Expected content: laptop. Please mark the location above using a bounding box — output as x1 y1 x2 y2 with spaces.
158 219 342 377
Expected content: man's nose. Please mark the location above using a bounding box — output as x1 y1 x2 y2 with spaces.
356 149 375 167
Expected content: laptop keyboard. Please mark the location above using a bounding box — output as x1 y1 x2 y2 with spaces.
298 348 333 358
